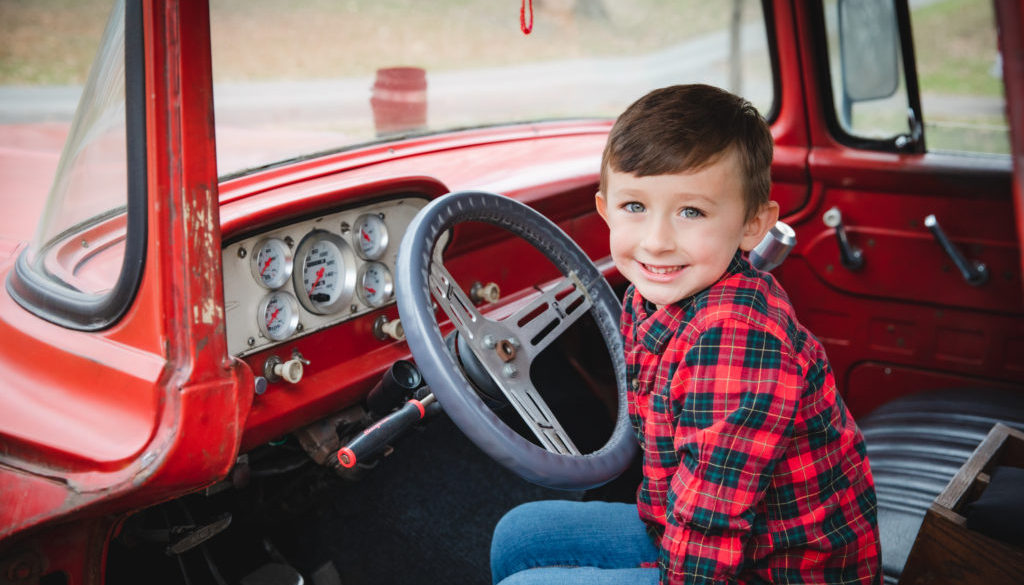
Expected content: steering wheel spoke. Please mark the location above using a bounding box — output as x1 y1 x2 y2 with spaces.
499 378 581 455
506 271 592 358
428 258 486 340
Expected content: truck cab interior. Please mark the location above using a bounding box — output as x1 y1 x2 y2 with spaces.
0 1 1022 584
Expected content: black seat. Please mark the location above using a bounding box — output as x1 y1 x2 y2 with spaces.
858 388 1024 584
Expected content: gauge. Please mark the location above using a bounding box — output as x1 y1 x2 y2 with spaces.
353 213 390 260
293 230 357 314
250 237 293 289
258 291 300 341
358 262 395 308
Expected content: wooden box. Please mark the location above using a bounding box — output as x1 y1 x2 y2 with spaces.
898 423 1024 585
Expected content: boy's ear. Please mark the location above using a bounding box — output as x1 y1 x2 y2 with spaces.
595 191 609 224
739 201 780 252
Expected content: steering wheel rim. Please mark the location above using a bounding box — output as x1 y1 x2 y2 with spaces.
396 190 636 490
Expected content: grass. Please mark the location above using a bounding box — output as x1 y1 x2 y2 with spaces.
0 0 112 85
911 0 1003 97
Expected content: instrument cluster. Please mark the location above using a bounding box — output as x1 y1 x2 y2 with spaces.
222 196 428 356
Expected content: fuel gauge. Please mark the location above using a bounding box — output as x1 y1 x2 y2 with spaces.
258 290 300 341
353 213 389 260
358 262 395 308
250 237 293 289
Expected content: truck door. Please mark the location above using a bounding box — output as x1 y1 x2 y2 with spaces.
777 0 1023 417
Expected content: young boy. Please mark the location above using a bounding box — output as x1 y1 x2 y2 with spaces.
491 84 881 585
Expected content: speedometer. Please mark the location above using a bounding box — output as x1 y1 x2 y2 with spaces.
293 230 357 315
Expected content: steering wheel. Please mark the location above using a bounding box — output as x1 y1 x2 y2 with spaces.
395 190 636 490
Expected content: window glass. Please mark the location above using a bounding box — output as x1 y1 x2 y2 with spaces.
823 0 1009 155
911 0 1008 155
823 0 912 141
26 1 128 295
209 0 776 178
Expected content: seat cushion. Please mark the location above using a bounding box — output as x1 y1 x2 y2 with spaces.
857 388 1024 584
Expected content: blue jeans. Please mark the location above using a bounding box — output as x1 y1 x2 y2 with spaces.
490 500 660 585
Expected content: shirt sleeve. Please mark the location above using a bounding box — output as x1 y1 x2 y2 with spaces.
659 321 801 585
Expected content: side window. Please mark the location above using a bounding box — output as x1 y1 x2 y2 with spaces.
910 0 1008 155
823 0 1009 156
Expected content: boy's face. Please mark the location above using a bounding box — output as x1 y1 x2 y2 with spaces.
596 150 777 308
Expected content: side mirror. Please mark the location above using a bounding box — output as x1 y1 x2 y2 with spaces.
838 0 900 102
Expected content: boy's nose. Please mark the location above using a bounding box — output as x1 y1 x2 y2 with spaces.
641 217 676 253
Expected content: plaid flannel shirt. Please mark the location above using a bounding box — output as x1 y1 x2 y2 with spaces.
623 253 881 585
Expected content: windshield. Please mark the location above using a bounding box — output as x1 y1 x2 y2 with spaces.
210 0 775 178
26 0 128 295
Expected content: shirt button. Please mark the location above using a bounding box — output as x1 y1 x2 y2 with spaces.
630 378 639 390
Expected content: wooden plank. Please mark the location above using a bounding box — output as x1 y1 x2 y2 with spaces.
899 424 1024 585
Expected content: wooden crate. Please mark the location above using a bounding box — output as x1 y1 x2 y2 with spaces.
899 423 1024 585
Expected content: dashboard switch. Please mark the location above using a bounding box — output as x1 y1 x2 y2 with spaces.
263 354 305 385
470 281 501 304
373 315 405 341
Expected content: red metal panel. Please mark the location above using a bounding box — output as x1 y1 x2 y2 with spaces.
0 0 248 543
996 0 1024 282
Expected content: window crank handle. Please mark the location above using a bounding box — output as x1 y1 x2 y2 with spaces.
822 207 864 271
923 214 988 286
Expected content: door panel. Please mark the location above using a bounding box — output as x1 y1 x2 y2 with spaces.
777 153 1023 418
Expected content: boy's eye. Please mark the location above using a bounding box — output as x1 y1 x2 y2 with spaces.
623 202 645 213
680 207 704 219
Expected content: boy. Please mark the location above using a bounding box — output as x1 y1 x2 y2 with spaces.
491 85 881 584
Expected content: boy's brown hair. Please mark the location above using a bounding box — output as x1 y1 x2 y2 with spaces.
599 84 773 221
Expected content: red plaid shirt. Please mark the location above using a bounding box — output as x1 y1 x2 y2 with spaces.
623 253 881 585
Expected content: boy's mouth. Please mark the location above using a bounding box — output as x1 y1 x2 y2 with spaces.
640 262 684 277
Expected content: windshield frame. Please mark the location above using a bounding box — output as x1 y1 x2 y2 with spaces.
6 0 147 331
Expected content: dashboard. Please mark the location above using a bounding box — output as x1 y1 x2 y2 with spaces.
222 196 429 357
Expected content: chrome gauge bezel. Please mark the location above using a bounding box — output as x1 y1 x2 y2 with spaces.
223 196 431 357
249 237 293 289
257 290 300 341
352 213 390 260
293 230 357 315
357 261 395 308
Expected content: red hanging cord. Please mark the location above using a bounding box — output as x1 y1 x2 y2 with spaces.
520 0 533 35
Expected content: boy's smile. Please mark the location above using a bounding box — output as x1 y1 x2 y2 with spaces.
596 149 777 309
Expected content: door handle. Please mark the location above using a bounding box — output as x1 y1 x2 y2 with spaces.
924 214 988 286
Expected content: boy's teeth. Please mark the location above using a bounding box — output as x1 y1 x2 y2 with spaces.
645 263 679 274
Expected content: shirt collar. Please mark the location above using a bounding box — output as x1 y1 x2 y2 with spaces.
629 251 749 354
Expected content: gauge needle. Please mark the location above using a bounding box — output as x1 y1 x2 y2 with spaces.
260 256 274 275
309 267 325 294
362 229 371 242
366 286 376 294
269 307 280 324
